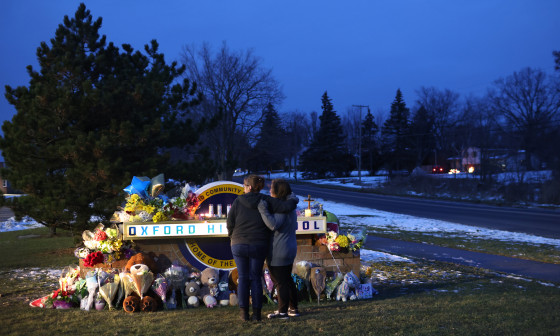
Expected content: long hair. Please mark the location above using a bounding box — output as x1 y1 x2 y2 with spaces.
270 178 291 200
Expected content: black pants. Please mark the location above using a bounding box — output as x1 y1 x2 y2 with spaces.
268 264 298 313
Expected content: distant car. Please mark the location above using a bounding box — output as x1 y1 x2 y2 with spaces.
448 169 461 174
432 165 445 174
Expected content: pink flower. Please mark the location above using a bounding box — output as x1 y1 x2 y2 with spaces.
94 230 108 241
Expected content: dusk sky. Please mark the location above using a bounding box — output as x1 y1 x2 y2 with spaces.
1 0 559 127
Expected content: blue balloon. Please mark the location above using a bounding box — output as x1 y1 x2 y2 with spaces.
123 176 150 199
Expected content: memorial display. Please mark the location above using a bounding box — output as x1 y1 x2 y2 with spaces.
30 175 373 312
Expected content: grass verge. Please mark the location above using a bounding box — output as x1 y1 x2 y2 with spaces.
1 227 77 270
1 227 559 335
340 215 560 264
1 262 559 335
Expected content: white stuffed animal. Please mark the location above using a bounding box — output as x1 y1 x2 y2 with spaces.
336 271 359 302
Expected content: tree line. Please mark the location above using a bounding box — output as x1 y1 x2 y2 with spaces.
1 3 558 232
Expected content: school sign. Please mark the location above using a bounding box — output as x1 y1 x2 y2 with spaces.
121 181 326 270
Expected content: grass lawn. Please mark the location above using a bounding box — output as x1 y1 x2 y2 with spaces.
340 214 560 265
1 227 559 335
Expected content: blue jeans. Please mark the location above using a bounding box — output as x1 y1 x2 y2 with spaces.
231 244 268 309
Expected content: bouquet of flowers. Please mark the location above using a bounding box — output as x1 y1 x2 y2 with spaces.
120 271 136 298
59 265 80 292
130 266 154 299
152 274 170 309
324 229 366 254
346 229 367 252
77 223 133 266
98 270 120 310
30 266 81 309
164 264 188 309
114 175 200 223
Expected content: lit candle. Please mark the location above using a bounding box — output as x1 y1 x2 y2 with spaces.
305 209 312 217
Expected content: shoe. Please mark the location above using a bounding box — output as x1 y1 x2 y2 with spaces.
267 311 289 319
251 308 262 322
240 307 250 322
288 308 300 317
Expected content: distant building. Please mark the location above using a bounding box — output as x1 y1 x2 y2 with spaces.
447 147 541 174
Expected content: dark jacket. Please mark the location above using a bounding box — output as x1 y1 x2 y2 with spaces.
227 193 298 246
258 199 298 266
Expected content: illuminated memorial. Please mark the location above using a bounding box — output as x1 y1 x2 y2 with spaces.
120 181 327 271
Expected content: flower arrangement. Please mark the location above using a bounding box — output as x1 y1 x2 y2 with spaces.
76 223 133 265
113 175 200 223
324 229 367 253
30 265 83 309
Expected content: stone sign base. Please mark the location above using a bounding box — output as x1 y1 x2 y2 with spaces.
295 237 361 275
79 235 361 277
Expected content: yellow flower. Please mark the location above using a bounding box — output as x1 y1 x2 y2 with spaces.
335 234 350 248
128 194 141 204
143 205 156 214
152 211 168 223
111 240 123 251
125 194 146 213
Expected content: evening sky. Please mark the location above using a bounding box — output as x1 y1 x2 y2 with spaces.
1 0 559 127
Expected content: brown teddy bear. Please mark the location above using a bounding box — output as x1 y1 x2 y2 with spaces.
199 267 219 308
122 252 161 313
185 280 201 307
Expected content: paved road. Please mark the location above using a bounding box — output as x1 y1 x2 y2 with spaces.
290 183 560 239
0 206 14 222
365 235 560 283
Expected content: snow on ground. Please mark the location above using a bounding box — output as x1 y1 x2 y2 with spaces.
308 196 560 248
2 170 559 264
0 216 42 233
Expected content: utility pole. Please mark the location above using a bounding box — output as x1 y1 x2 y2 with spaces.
352 105 369 184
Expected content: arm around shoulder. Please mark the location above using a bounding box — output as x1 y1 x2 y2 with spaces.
265 194 299 213
258 199 280 230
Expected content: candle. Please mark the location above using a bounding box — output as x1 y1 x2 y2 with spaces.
217 204 223 217
305 209 312 217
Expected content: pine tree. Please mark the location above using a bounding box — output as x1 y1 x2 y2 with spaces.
361 108 380 174
300 92 352 178
410 105 436 167
247 103 286 172
0 4 204 233
381 89 413 173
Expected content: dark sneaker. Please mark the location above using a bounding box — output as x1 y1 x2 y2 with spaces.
267 311 289 319
288 308 300 317
240 308 250 322
251 308 262 322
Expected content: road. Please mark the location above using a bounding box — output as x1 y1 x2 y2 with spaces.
289 183 560 239
365 236 560 283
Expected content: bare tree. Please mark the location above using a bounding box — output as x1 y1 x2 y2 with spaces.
181 42 284 179
415 87 460 157
457 95 501 181
490 67 560 170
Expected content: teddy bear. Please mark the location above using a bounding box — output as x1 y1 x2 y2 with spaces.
336 271 359 302
185 280 201 307
122 252 161 313
199 267 219 308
